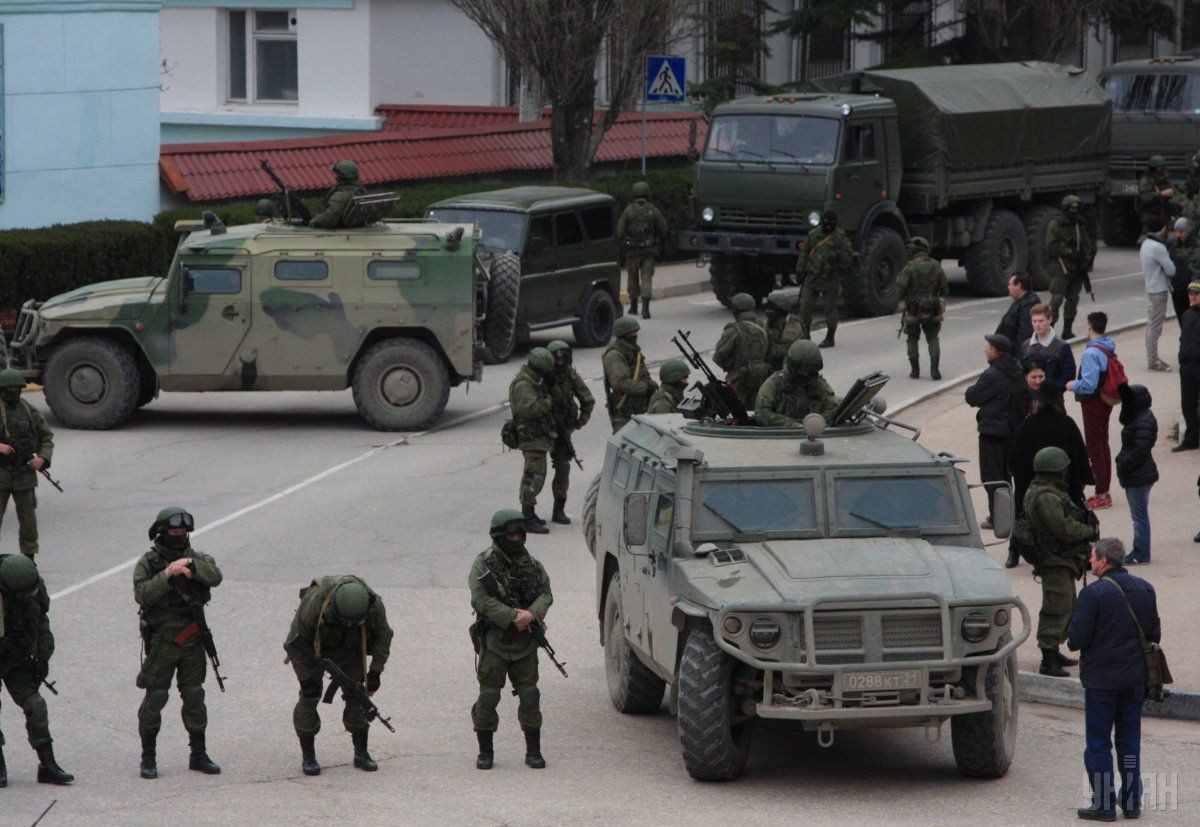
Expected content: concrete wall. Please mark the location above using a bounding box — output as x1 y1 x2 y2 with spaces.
0 1 162 230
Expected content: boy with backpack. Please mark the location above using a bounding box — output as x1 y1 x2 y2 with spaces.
1068 312 1128 510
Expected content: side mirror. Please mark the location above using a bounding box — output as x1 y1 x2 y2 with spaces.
623 492 650 548
991 487 1014 540
526 236 547 256
178 269 195 314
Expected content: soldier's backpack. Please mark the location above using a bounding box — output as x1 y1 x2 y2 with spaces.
626 208 656 249
1011 516 1043 567
500 419 519 450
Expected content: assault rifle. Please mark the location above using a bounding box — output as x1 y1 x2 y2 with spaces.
173 565 226 692
319 657 396 732
477 567 568 678
550 408 583 470
671 329 749 425
0 437 63 492
260 159 313 225
0 636 58 695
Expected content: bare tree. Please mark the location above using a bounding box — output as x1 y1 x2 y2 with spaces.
451 0 691 183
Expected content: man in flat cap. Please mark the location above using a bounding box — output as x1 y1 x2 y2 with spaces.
965 334 1025 530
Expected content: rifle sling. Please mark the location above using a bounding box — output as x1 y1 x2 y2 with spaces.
615 351 643 413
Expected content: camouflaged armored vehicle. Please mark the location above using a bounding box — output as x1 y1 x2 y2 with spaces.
4 211 519 430
582 377 1028 781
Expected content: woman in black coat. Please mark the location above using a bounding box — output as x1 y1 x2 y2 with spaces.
1115 383 1159 564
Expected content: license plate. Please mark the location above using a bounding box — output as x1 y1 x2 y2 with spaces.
1116 181 1138 196
841 670 923 692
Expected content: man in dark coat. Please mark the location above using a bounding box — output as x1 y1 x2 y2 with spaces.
1176 281 1200 451
965 334 1024 529
995 272 1040 348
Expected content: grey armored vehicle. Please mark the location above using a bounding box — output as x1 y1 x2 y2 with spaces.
582 377 1027 781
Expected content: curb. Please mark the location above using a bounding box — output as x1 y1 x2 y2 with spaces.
620 277 711 304
1019 671 1200 721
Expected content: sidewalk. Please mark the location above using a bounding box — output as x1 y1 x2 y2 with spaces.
899 325 1200 710
619 258 711 303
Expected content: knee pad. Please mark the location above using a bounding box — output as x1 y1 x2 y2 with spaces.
143 687 170 713
180 684 205 708
477 688 502 713
21 692 47 719
517 686 540 714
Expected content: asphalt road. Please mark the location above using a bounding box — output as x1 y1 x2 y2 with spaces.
4 245 1199 825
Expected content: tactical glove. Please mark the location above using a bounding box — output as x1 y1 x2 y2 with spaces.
300 674 323 700
367 671 381 693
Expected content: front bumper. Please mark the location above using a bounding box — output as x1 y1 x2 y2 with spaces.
677 229 807 257
2 300 43 379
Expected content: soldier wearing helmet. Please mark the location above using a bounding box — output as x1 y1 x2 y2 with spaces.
796 210 854 348
1024 446 1099 677
284 574 393 777
254 198 279 222
713 293 773 407
647 359 692 414
896 236 948 380
134 507 223 779
602 316 658 432
309 160 367 229
0 368 55 559
763 291 803 371
1138 155 1177 233
469 509 554 771
754 340 840 427
508 348 559 533
544 341 595 526
0 553 73 786
616 181 669 319
1045 194 1096 340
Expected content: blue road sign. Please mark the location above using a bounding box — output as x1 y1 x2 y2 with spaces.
645 55 686 103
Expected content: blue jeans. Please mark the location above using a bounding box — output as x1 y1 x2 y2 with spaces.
1084 684 1145 813
1124 485 1152 561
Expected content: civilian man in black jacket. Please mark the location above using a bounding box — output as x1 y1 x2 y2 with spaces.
996 272 1040 348
1020 302 1077 388
1175 280 1200 451
1067 537 1161 821
965 333 1024 529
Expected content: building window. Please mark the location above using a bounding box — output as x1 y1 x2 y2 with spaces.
884 1 931 63
228 10 298 104
703 0 764 98
798 0 848 82
1113 23 1155 62
1182 3 1200 52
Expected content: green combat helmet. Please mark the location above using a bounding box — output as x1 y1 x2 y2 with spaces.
731 293 756 312
148 506 195 540
255 199 278 219
631 181 651 199
907 236 931 254
1033 446 1071 473
1061 194 1082 210
786 339 823 371
332 160 360 182
547 340 572 365
489 508 527 537
1148 155 1167 169
527 347 554 376
612 316 640 339
660 359 690 384
0 553 39 593
0 368 27 389
766 291 792 313
332 581 371 626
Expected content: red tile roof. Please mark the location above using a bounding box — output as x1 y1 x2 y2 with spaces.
160 107 706 202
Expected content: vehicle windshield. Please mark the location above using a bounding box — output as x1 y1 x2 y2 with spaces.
696 478 818 536
1100 73 1200 113
703 114 840 165
833 475 963 532
426 208 527 251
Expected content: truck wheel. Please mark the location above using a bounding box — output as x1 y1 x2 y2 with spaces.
709 255 747 308
572 288 616 348
352 338 450 431
747 266 776 305
951 645 1018 779
1099 199 1140 247
136 368 158 410
965 209 1027 297
484 252 521 359
43 336 139 430
677 624 755 781
1022 206 1061 291
845 227 905 317
583 473 601 559
603 571 666 713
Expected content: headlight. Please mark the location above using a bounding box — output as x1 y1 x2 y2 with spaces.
749 618 781 649
993 608 1010 627
722 616 743 635
960 612 991 643
808 211 821 227
701 207 715 223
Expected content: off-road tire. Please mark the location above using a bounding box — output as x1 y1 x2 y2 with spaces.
965 209 1027 297
43 336 140 429
573 288 617 348
1022 205 1062 291
482 336 516 365
582 473 601 559
845 226 905 317
484 252 521 359
603 571 666 713
352 338 450 431
709 254 747 308
677 624 755 781
135 367 158 409
1099 198 1141 248
951 643 1018 779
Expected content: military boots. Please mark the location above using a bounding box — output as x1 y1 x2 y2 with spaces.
475 730 494 770
523 729 546 769
188 732 221 774
522 505 549 534
35 744 74 785
352 731 377 772
0 746 7 788
299 734 320 776
140 733 158 779
1039 648 1069 678
629 297 639 315
930 358 942 381
909 359 920 379
641 299 651 319
818 330 835 349
551 498 571 525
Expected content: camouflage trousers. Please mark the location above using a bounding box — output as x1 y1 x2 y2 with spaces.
799 279 841 337
1036 566 1077 650
626 253 656 301
1049 274 1083 333
0 488 39 558
520 450 548 507
905 321 941 363
137 636 208 737
0 667 52 748
471 648 540 733
293 654 369 736
550 437 574 500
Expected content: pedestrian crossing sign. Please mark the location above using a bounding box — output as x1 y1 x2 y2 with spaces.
646 56 686 103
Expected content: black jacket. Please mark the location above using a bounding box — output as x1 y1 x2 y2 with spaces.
1168 233 1197 293
1019 336 1076 388
995 291 1040 348
1180 305 1200 372
1115 384 1159 489
965 353 1024 438
1010 405 1093 514
1068 567 1160 691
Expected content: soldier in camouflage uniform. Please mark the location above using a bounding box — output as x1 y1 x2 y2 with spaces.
895 237 948 380
1138 155 1177 233
545 341 594 526
796 210 854 348
714 293 773 408
755 340 840 427
470 510 553 770
603 317 657 433
0 554 73 787
0 369 54 559
509 348 557 534
254 198 279 222
616 182 669 319
1185 150 1200 200
1045 195 1096 340
309 160 367 229
284 575 393 776
646 360 691 414
134 507 222 779
1024 447 1098 678
764 291 805 371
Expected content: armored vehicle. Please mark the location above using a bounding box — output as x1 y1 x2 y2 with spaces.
427 187 622 361
3 214 519 431
582 382 1028 781
682 62 1111 309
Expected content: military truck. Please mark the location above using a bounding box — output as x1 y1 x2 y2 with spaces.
3 213 519 431
582 381 1028 781
681 62 1111 310
1097 56 1200 246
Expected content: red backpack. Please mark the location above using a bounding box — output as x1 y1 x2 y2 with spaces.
1089 342 1127 405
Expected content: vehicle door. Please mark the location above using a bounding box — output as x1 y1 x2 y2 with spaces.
578 202 622 308
641 469 679 671
168 257 251 387
549 210 589 316
836 119 886 228
519 213 555 326
620 461 660 660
